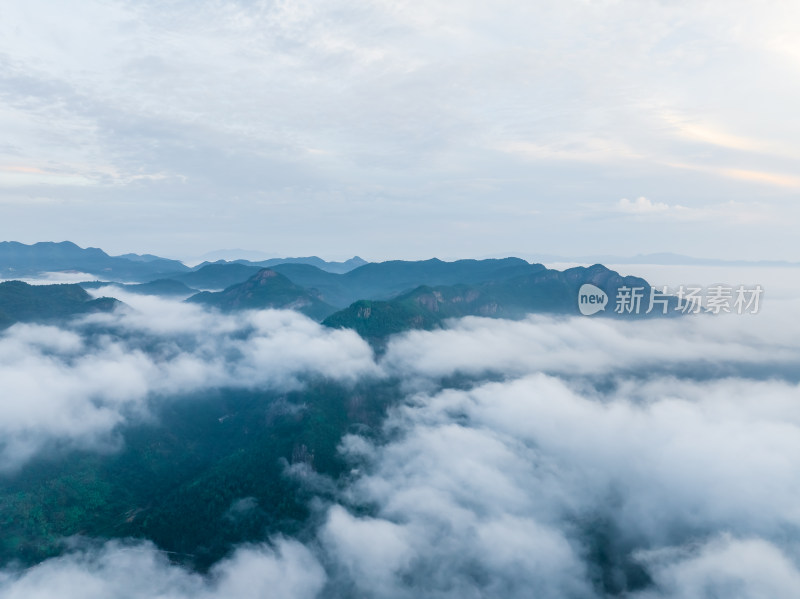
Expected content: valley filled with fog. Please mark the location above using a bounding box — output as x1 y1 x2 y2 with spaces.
1 264 798 598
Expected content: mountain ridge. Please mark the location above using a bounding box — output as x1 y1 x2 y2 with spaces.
0 241 189 281
186 268 335 320
0 280 120 329
0 243 678 335
322 263 669 340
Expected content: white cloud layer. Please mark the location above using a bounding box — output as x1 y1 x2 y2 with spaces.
0 539 325 599
321 371 800 597
1 283 799 597
381 310 800 383
0 297 376 470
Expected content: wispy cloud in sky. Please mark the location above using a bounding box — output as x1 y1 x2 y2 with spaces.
1 0 799 259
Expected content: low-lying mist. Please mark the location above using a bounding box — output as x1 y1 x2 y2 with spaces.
1 269 798 598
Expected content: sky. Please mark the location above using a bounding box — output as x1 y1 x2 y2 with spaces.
1 0 799 261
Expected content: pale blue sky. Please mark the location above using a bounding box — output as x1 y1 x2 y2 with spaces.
1 0 799 260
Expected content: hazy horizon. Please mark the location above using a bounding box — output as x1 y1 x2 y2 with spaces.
6 239 800 268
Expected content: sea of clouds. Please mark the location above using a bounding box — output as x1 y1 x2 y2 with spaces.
1 267 799 598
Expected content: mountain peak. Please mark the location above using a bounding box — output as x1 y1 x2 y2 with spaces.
254 268 280 282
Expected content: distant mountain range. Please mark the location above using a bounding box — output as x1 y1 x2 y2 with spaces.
0 241 679 335
512 252 800 267
0 241 189 281
194 255 368 275
0 241 367 283
170 263 264 290
181 260 668 340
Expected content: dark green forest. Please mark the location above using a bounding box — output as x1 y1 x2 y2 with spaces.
0 378 399 571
